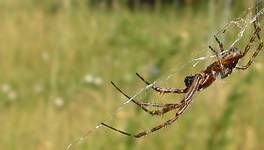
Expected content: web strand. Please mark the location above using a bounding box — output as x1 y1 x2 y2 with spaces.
194 7 264 62
65 83 154 150
65 6 264 150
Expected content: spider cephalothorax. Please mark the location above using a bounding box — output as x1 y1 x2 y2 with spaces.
219 47 241 78
221 47 241 59
102 24 263 138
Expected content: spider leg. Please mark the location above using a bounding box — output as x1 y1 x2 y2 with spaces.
209 46 220 58
136 101 172 107
135 73 188 94
236 26 263 70
111 81 181 116
111 81 168 107
214 35 224 52
241 26 261 57
254 21 261 40
210 34 225 69
103 74 203 138
236 42 263 70
209 46 224 72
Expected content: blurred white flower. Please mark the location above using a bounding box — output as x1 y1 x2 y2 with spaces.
1 84 18 102
54 97 64 108
1 84 11 93
84 74 103 87
84 74 94 84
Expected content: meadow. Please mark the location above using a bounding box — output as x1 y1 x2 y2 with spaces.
0 1 264 150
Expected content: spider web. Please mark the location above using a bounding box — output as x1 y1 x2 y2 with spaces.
65 5 264 150
194 7 263 65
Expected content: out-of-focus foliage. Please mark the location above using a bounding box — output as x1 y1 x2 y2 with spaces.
0 0 263 150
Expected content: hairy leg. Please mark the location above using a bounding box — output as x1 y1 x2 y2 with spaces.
214 35 224 52
111 81 181 116
209 45 224 73
236 25 263 70
241 26 261 57
102 74 203 138
236 42 263 70
136 73 187 94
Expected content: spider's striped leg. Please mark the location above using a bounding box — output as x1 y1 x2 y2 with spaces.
236 42 263 70
103 74 203 138
254 21 261 40
111 81 181 116
210 34 225 69
214 35 224 52
253 1 262 42
101 105 184 137
137 101 170 107
236 26 263 70
209 46 224 73
135 73 188 94
241 26 261 57
111 81 168 108
209 46 220 58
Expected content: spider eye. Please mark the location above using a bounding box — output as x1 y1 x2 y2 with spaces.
184 75 195 87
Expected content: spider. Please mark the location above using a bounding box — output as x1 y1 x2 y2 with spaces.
101 24 263 138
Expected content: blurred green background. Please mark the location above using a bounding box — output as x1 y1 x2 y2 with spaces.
0 0 264 150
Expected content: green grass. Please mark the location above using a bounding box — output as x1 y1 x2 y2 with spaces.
0 1 264 150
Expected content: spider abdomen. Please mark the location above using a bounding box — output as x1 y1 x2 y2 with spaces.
184 75 195 87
